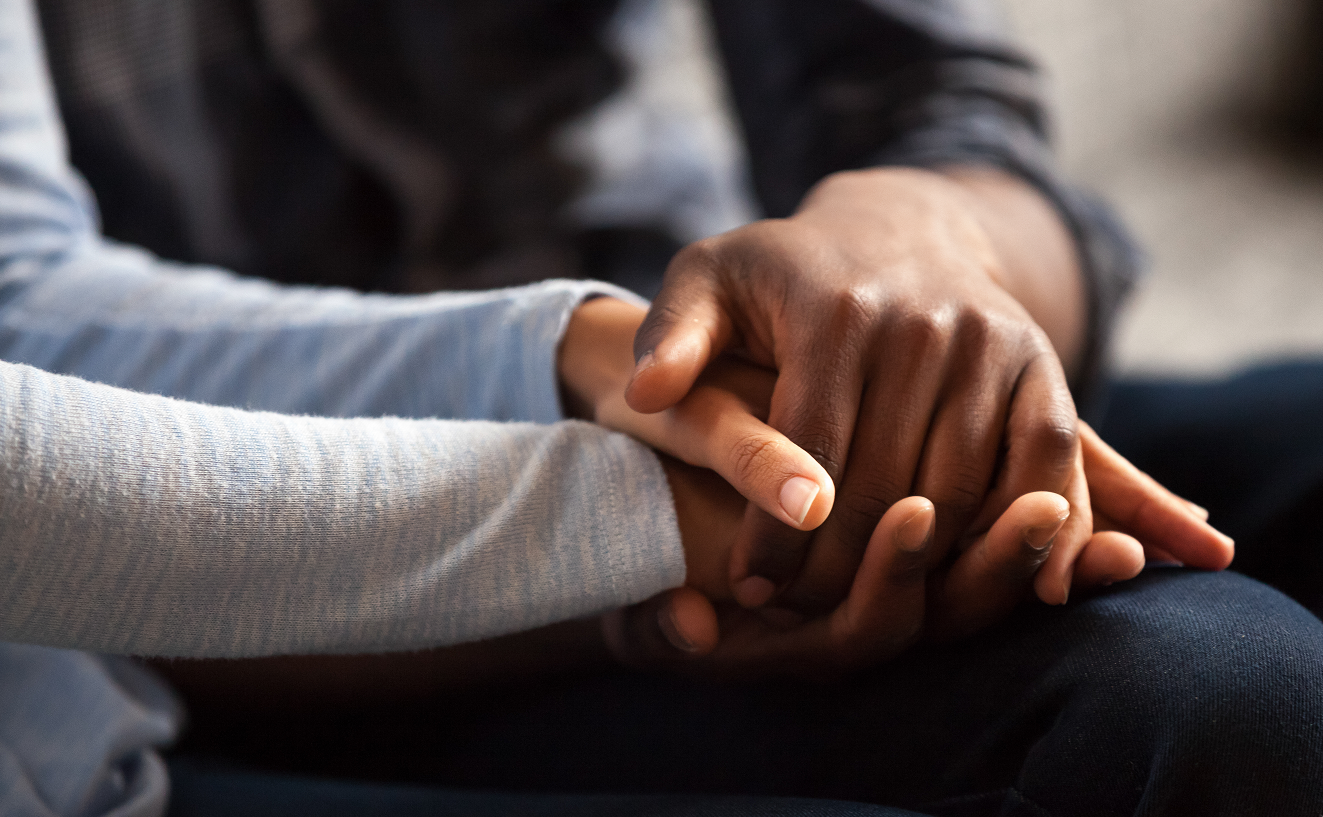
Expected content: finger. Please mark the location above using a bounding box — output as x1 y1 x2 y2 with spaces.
601 588 720 670
1069 531 1146 589
665 383 835 530
600 377 835 531
910 333 1012 560
927 491 1069 641
719 497 937 677
626 246 735 414
727 350 867 607
831 496 936 649
965 351 1079 539
780 338 947 613
1079 421 1234 569
1032 441 1093 605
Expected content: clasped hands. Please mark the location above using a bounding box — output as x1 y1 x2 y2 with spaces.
559 166 1234 680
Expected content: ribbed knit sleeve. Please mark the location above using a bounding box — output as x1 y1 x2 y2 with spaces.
0 361 685 657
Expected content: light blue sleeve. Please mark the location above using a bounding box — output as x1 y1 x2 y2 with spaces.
0 4 683 815
0 0 645 423
0 0 687 657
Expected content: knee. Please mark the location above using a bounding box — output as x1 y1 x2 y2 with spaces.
1038 568 1323 812
1065 569 1323 712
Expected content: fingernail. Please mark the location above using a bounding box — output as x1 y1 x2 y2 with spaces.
1185 501 1210 521
780 476 820 526
1216 531 1235 550
657 605 698 653
1024 522 1063 551
631 350 656 377
735 576 777 608
897 508 934 553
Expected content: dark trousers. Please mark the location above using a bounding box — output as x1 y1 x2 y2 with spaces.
169 363 1323 817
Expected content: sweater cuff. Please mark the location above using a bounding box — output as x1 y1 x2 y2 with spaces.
516 278 651 425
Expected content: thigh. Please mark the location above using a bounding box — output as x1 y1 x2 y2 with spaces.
165 759 922 817
1099 361 1323 610
172 569 1323 817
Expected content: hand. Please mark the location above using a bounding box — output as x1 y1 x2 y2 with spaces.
606 469 1084 680
559 296 835 531
612 425 1235 677
1072 421 1234 579
624 166 1087 612
994 419 1235 609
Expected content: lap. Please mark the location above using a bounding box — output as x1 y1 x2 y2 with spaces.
1100 360 1323 612
172 568 1323 816
165 759 920 817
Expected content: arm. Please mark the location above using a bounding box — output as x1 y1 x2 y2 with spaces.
0 0 633 424
0 359 685 657
706 0 1140 396
0 0 690 658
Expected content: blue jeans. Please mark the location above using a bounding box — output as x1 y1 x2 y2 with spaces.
168 364 1323 817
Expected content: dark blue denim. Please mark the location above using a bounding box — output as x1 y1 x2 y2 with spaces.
168 363 1323 816
166 761 923 817
1100 360 1323 614
170 570 1323 817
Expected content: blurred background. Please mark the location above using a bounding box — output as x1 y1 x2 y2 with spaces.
572 0 1323 377
1006 0 1323 376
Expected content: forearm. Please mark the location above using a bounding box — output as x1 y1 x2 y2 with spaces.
0 247 646 421
0 361 685 657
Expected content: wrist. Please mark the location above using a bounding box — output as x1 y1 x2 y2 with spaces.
557 296 647 421
659 454 741 601
799 167 1010 289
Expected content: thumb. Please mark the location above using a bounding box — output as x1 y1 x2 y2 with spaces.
626 253 733 414
601 588 720 669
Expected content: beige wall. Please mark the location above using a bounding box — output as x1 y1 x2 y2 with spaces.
1005 0 1323 376
1004 0 1305 179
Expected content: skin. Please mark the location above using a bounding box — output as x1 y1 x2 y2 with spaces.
561 295 1232 676
623 164 1102 612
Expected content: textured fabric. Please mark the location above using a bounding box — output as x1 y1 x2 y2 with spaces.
0 2 684 813
0 0 685 658
30 0 1140 402
174 569 1323 816
0 645 178 817
166 760 926 817
0 361 686 657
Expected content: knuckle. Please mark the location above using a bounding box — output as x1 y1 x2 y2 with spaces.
933 463 989 516
730 435 784 484
634 303 688 355
955 306 995 349
829 286 884 333
834 481 910 551
792 428 847 476
670 236 723 274
1026 415 1079 462
895 307 954 352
